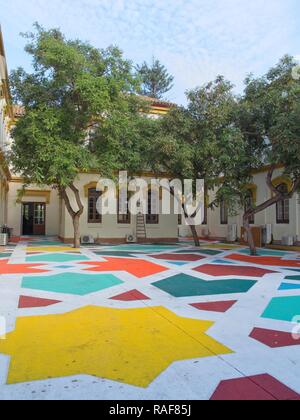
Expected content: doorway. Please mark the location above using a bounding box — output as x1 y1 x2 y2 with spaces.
22 203 46 236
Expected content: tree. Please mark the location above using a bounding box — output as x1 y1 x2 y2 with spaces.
216 56 300 255
9 24 140 248
148 77 245 246
136 58 174 99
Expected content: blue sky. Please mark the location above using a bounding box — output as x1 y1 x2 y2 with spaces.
1 0 299 104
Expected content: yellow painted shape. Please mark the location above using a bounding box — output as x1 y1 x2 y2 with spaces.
26 246 78 253
0 306 232 387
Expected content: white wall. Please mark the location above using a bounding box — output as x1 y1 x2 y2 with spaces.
179 168 300 242
7 181 61 237
60 173 179 242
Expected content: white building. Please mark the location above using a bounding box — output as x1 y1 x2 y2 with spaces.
1 28 299 246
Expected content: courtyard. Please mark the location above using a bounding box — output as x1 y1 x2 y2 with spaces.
0 237 300 400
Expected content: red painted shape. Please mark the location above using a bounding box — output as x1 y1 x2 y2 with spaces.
250 327 300 348
0 259 48 275
110 289 150 301
226 254 300 268
81 257 167 278
210 374 300 400
152 253 205 262
193 263 276 277
190 300 237 313
18 295 61 309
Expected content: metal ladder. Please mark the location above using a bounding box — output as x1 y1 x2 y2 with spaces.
136 206 147 241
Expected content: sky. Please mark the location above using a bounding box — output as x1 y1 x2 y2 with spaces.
1 0 299 104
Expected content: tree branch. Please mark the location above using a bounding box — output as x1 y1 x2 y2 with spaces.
69 183 84 216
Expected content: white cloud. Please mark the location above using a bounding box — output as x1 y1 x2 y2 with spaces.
1 0 299 103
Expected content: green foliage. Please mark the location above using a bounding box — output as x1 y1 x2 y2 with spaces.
136 58 174 99
9 23 142 188
150 77 246 194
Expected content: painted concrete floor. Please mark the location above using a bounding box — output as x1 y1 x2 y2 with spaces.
0 237 300 400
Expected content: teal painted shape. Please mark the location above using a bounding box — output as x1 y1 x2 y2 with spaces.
238 248 289 257
0 253 12 259
262 296 300 322
93 251 140 258
286 269 300 274
175 249 222 256
102 245 179 253
212 259 236 265
278 283 300 291
285 275 300 281
26 253 89 263
153 273 256 297
22 272 123 295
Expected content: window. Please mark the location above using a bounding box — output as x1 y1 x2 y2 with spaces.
118 189 131 224
276 183 290 224
88 188 102 223
34 204 45 225
146 189 159 224
220 200 228 225
245 191 255 225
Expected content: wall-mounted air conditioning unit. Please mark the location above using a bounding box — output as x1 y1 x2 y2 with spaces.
227 224 237 242
126 234 137 243
202 227 209 238
282 235 294 246
262 224 272 245
81 234 95 245
0 234 8 246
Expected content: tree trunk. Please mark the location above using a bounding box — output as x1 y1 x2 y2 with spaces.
59 184 84 249
73 214 81 249
189 224 200 247
243 215 257 256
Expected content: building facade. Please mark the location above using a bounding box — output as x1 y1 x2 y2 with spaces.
0 28 13 227
179 167 300 244
1 28 300 245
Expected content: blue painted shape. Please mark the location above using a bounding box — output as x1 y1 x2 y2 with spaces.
26 253 89 263
278 283 300 291
22 272 123 296
55 265 74 269
262 296 300 322
166 261 187 266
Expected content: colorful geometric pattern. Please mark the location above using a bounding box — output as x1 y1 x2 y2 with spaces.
0 306 232 386
278 283 300 291
22 272 124 296
26 253 89 263
1 237 300 399
261 296 300 322
249 328 300 348
190 300 237 313
226 254 300 268
18 295 61 309
81 257 167 278
152 253 205 262
193 264 276 277
153 274 256 297
0 259 48 275
210 374 300 400
110 289 151 301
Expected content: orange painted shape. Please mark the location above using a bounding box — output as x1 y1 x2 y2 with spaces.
81 257 167 278
0 259 48 275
